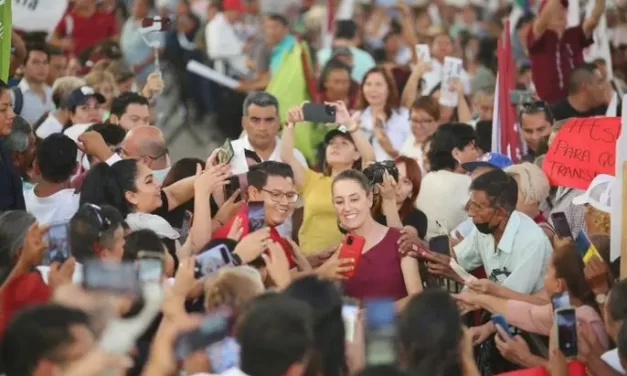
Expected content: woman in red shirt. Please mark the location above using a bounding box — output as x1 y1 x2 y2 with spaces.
332 169 422 308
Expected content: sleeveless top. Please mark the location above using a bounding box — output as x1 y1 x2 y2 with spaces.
343 228 408 301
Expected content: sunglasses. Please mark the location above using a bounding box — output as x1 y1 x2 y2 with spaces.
85 203 112 238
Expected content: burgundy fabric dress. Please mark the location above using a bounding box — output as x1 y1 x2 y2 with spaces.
343 228 408 301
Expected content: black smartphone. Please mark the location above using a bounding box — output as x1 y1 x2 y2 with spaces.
550 212 572 239
364 298 397 365
42 222 71 266
179 211 192 244
82 261 139 295
217 139 234 165
551 292 571 311
137 251 165 283
174 310 231 360
194 244 233 278
248 202 265 232
555 307 578 358
302 103 337 123
428 235 449 255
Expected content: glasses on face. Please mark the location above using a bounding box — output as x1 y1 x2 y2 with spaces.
410 117 436 127
261 189 299 203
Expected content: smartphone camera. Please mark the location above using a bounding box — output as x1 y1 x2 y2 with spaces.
324 105 336 117
346 236 354 246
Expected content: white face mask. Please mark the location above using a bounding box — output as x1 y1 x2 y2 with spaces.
152 167 171 183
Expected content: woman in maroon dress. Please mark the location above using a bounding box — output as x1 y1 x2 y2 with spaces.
332 170 422 308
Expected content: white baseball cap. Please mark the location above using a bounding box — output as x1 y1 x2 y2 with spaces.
572 174 615 213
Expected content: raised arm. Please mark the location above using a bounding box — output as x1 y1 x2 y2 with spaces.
401 61 429 108
281 106 308 191
583 0 606 38
531 0 564 43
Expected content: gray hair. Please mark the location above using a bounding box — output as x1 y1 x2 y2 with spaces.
242 91 279 116
0 211 36 283
5 116 33 153
52 76 86 108
505 162 551 206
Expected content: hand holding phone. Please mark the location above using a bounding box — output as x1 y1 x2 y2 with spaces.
179 211 193 244
217 139 235 165
449 259 477 283
82 261 139 295
137 251 165 283
195 244 233 278
364 298 397 365
174 310 231 360
428 235 449 255
490 314 512 339
247 202 266 232
338 234 365 278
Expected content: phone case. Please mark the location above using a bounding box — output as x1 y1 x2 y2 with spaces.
338 234 365 278
490 314 511 338
302 103 336 124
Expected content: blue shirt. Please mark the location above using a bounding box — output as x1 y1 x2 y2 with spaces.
317 46 376 83
120 17 164 82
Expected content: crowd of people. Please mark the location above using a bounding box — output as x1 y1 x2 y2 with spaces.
0 0 627 375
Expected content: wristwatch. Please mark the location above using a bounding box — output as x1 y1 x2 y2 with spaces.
595 294 607 304
231 252 243 266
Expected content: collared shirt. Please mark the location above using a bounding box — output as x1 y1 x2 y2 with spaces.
231 136 308 238
359 107 411 161
454 211 552 294
11 79 55 126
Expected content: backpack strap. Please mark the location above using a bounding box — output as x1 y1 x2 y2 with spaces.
11 86 24 115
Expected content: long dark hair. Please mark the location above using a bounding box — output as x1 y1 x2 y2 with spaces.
399 290 464 376
357 67 401 121
553 243 598 312
80 160 139 216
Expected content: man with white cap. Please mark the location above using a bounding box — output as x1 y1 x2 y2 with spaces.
572 174 614 235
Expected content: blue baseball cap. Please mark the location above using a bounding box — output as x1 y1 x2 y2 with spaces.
462 152 513 172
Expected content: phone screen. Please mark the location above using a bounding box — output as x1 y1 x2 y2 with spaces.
43 222 70 266
556 308 578 357
551 292 571 311
364 298 396 365
428 235 449 255
218 139 234 164
82 261 139 294
248 202 265 232
195 244 232 277
174 310 231 360
207 337 240 373
551 212 572 239
138 258 163 283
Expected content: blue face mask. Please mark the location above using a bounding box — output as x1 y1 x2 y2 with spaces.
152 167 171 183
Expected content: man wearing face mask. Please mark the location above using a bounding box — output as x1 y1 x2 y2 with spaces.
119 126 171 183
423 169 552 295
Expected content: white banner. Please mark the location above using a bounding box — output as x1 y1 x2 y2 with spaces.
611 96 627 262
12 0 68 34
438 56 463 108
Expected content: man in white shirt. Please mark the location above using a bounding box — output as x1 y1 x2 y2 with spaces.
36 76 86 139
205 0 249 76
119 126 171 183
38 203 126 284
25 134 80 225
232 92 307 238
11 43 55 125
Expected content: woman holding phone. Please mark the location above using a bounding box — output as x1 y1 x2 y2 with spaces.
332 169 422 307
281 101 375 256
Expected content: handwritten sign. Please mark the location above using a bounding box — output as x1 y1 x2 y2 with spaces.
543 117 621 190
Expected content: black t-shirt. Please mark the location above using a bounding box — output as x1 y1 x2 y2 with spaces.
374 208 428 240
551 99 607 121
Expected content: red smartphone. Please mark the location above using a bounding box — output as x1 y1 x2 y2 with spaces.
338 234 365 278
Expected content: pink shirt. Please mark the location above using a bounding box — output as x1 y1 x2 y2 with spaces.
506 300 609 349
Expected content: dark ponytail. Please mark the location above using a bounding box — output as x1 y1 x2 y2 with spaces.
80 160 139 216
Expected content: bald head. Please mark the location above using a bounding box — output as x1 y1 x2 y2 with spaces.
121 126 169 169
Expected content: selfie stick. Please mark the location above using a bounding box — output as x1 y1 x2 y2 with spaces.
139 17 164 73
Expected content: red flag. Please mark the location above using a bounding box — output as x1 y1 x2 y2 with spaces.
495 19 522 163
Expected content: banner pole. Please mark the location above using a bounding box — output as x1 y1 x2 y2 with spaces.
621 161 627 279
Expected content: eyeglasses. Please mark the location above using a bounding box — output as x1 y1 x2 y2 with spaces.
261 189 300 203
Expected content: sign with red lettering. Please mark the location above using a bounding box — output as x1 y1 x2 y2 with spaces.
542 117 621 190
